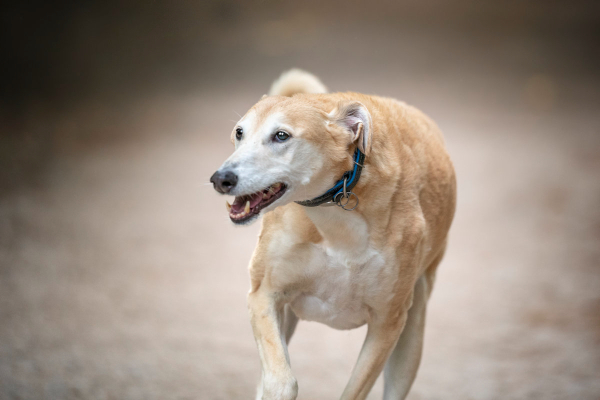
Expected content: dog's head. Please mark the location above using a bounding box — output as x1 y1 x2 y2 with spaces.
210 95 372 225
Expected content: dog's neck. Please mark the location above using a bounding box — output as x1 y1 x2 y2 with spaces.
301 203 371 256
295 148 365 208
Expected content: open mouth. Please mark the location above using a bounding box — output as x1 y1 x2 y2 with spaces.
226 182 287 223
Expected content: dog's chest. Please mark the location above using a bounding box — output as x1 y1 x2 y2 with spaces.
289 243 386 330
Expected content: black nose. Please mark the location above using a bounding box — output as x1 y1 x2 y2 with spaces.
210 170 238 194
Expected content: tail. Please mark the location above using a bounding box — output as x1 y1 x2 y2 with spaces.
269 69 328 97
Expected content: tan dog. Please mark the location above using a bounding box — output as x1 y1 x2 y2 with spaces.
210 69 456 400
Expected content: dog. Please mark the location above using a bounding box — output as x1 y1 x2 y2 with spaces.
210 69 456 400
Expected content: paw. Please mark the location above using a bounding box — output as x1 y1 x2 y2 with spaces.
259 374 298 400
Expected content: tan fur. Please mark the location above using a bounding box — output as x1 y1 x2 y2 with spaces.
215 70 456 400
269 68 328 97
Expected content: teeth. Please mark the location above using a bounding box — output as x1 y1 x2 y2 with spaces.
226 201 232 212
245 201 250 214
273 183 281 189
263 193 268 199
233 211 245 219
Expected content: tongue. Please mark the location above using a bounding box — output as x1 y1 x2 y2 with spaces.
250 193 263 208
231 192 263 213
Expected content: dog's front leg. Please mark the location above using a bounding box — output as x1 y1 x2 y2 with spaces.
248 289 297 400
340 312 408 400
341 218 426 400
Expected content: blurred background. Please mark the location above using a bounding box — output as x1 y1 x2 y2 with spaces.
1 1 599 399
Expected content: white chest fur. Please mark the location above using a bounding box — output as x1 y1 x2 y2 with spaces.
290 244 386 329
287 207 388 330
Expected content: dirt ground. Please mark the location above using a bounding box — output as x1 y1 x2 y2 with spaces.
1 3 600 400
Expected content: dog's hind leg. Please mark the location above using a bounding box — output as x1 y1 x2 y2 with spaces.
382 245 443 400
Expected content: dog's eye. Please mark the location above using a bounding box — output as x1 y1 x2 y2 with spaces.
235 127 243 140
274 131 290 142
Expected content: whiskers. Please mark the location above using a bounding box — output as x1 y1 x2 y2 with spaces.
198 182 215 189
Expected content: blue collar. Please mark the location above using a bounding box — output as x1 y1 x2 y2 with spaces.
295 148 365 210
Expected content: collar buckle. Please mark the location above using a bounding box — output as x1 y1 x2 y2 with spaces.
333 177 359 211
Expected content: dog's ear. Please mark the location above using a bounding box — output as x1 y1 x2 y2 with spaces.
330 101 372 155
